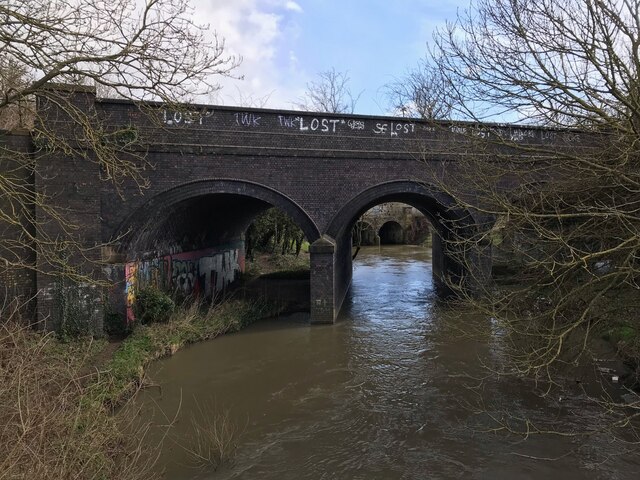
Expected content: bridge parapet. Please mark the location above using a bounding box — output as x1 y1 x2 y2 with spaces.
35 88 596 161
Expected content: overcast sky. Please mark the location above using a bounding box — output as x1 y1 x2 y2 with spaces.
201 0 469 114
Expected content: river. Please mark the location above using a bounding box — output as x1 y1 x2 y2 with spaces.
134 245 639 479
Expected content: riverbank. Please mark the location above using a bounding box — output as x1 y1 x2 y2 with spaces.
95 298 285 410
0 297 285 479
239 251 311 313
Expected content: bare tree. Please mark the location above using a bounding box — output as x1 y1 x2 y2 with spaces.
425 0 640 446
296 68 361 114
383 58 454 119
1 0 238 105
227 86 273 108
0 57 33 130
432 0 640 127
0 0 239 325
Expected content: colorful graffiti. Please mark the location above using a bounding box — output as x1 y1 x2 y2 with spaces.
125 244 245 322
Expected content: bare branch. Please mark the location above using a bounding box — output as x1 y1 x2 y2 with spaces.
295 68 362 114
424 0 640 446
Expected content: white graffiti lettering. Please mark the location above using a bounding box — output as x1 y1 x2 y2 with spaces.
472 128 490 139
562 132 580 143
278 115 300 128
347 119 365 130
509 129 536 142
451 126 538 143
541 131 557 142
235 112 261 127
373 122 415 137
162 109 213 126
298 117 342 133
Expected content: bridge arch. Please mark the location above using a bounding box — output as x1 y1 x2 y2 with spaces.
324 180 488 316
326 180 478 239
378 220 404 245
107 179 320 321
113 179 320 256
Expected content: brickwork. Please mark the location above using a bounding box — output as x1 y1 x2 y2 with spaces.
0 131 36 322
309 236 336 324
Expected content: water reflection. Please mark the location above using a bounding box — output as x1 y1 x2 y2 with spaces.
135 246 638 479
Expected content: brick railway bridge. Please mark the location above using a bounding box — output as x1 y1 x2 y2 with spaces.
2 87 589 328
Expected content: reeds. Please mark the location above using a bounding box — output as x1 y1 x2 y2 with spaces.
181 400 242 471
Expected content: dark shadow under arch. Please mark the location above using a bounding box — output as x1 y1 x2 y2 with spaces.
113 179 321 255
378 220 404 245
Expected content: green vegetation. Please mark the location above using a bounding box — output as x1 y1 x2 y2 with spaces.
244 249 310 278
603 322 640 372
0 321 149 479
132 287 175 325
246 207 306 259
606 326 639 345
242 210 311 282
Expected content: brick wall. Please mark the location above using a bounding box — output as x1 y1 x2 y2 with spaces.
0 130 36 323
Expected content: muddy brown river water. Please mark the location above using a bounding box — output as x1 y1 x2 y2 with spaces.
135 246 639 479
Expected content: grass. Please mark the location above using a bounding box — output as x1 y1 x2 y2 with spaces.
603 323 640 378
604 325 639 344
0 296 283 479
244 251 310 279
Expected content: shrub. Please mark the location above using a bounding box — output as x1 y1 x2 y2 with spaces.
132 287 174 324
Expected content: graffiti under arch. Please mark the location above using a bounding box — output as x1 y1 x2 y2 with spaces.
125 243 244 322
